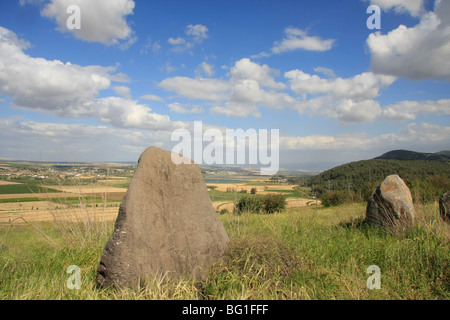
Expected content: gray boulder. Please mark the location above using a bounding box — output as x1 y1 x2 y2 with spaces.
439 191 450 222
97 146 230 288
365 175 415 230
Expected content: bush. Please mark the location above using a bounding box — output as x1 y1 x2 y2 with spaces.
235 194 286 214
235 196 263 214
250 187 257 194
320 190 353 207
410 176 450 203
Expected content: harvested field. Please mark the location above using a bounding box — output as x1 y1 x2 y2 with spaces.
0 200 62 212
265 185 296 191
206 183 298 194
0 202 120 224
0 179 314 224
213 201 235 213
48 185 128 194
0 181 23 186
207 183 265 193
286 198 320 208
0 192 76 200
0 181 125 223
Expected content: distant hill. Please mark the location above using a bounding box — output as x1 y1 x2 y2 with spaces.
305 150 450 202
375 149 450 161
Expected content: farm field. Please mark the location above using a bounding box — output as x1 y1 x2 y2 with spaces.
207 181 318 213
0 178 125 224
0 167 317 224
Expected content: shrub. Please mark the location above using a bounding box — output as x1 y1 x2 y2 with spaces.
250 187 257 194
235 196 263 214
262 194 286 214
235 194 286 215
320 190 353 207
410 175 450 203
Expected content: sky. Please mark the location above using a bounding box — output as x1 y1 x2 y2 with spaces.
0 0 449 171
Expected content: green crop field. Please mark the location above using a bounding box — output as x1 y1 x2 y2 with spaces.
208 189 258 202
0 197 42 203
0 184 61 195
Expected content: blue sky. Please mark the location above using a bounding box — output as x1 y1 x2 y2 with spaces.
0 0 449 171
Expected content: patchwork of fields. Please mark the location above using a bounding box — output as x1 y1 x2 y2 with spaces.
0 174 318 224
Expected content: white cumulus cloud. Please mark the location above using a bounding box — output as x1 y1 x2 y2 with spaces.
160 58 398 121
113 85 131 99
168 102 204 114
197 61 215 77
185 24 209 42
159 77 229 101
0 26 114 112
253 27 334 58
280 122 450 152
382 99 450 120
40 0 136 46
286 69 395 122
167 24 209 54
0 116 172 161
367 2 450 80
366 0 424 17
0 26 177 132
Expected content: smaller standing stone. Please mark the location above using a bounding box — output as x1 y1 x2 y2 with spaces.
365 175 415 230
439 191 450 222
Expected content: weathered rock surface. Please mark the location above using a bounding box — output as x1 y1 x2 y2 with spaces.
439 191 450 222
97 146 230 288
365 175 415 229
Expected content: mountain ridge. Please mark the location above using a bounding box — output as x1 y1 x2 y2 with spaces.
304 149 450 202
374 149 450 161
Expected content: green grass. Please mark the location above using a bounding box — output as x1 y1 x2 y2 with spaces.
0 184 60 195
0 202 448 299
208 189 258 202
0 197 42 203
47 197 121 206
265 189 307 198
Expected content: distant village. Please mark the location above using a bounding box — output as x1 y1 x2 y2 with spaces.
0 162 136 182
0 161 302 185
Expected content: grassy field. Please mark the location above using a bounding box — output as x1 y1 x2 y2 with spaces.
0 200 448 300
0 184 61 195
0 197 42 203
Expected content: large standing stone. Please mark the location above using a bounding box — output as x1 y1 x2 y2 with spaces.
439 191 450 222
97 146 229 288
365 175 415 229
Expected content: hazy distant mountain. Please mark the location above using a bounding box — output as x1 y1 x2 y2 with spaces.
374 150 450 161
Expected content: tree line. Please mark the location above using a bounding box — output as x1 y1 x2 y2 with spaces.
303 159 450 206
